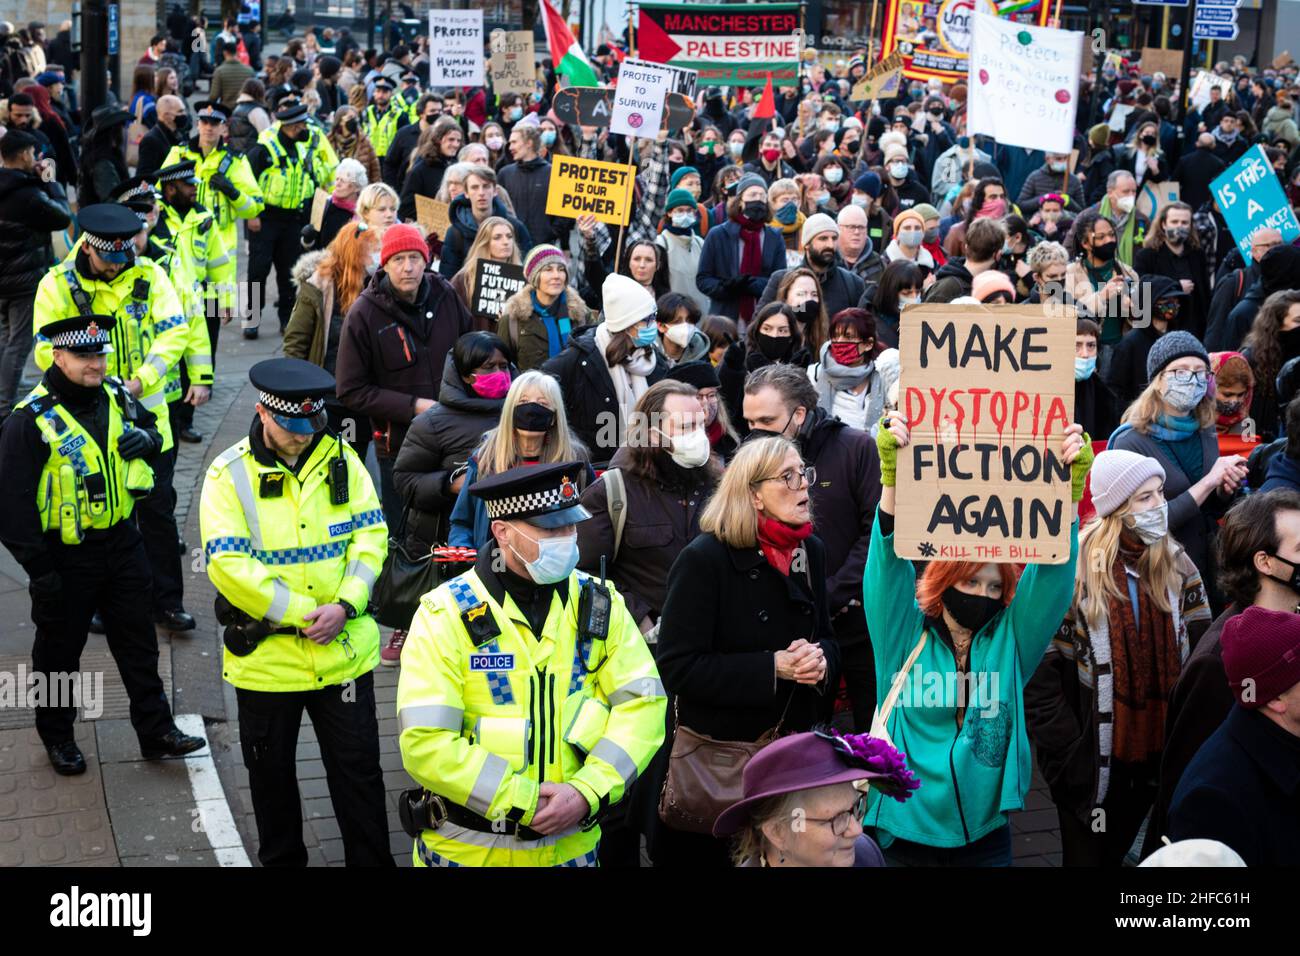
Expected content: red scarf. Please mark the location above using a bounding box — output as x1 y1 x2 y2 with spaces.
707 420 723 446
732 209 765 324
332 193 358 213
756 515 813 576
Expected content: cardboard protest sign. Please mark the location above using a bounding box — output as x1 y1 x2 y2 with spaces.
1189 70 1233 110
850 51 904 103
1136 181 1180 225
896 303 1076 565
429 9 484 86
309 189 330 232
611 58 674 139
490 30 536 98
1273 51 1294 70
967 14 1082 155
472 260 528 320
1211 145 1300 264
545 155 635 226
415 195 451 240
1140 47 1183 79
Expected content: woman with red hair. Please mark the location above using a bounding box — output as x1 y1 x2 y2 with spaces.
863 410 1093 866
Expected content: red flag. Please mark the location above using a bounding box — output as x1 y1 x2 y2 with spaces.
753 73 775 120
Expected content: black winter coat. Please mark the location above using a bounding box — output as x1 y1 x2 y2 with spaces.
717 340 813 435
0 168 72 299
539 326 668 467
576 444 713 626
136 122 184 180
497 156 568 247
657 532 841 743
397 154 451 222
799 409 880 645
383 119 424 192
391 352 507 552
437 195 532 280
1107 323 1162 410
1167 704 1300 866
334 269 475 459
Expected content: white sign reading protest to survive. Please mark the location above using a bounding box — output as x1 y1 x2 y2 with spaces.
429 9 484 86
966 13 1082 154
610 58 673 139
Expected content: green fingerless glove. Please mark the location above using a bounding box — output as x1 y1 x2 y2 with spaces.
876 417 898 488
1071 432 1094 503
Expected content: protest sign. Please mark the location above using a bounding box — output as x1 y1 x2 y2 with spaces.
415 195 451 240
472 261 528 320
850 51 904 102
1140 47 1183 78
552 88 695 132
429 9 484 86
1135 181 1180 225
1273 51 1294 70
636 1 801 85
966 14 1082 155
895 303 1076 564
881 0 1049 83
545 155 635 226
1211 145 1300 264
309 189 330 232
611 58 674 138
1189 70 1233 110
490 30 536 98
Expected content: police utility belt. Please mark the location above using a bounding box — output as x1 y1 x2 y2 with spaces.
399 560 616 842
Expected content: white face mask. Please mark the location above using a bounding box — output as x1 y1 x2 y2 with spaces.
486 136 505 151
824 166 844 185
1124 501 1168 545
655 426 711 468
889 162 909 180
899 293 922 309
665 322 696 348
1115 194 1135 215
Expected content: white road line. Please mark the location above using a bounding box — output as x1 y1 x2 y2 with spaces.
174 713 252 867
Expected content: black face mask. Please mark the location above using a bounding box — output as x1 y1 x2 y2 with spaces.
743 200 770 222
346 118 360 134
1140 134 1157 146
174 113 191 132
1267 553 1300 596
941 585 1003 634
755 332 793 362
792 299 820 322
1090 240 1118 262
1282 327 1300 358
513 401 556 432
745 409 797 443
844 139 860 154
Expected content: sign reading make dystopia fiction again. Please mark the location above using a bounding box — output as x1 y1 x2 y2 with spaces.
635 1 801 86
896 304 1076 564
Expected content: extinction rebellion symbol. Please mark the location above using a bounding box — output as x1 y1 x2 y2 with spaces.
628 112 644 129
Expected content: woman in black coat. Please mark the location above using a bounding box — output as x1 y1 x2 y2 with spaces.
655 435 840 867
77 109 131 207
718 302 812 436
391 331 512 553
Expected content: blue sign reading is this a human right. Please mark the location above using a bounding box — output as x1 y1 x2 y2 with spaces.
1211 145 1300 264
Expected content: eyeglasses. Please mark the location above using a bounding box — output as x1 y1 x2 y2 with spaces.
1164 368 1207 385
805 793 870 837
840 223 867 232
756 465 816 490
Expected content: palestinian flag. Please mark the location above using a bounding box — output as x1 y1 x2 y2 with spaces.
541 0 600 87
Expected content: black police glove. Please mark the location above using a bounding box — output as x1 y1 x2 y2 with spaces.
210 172 240 200
117 428 156 461
300 223 319 248
29 571 63 602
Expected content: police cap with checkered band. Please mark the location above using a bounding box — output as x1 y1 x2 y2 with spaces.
249 357 334 435
77 203 144 264
42 315 116 355
469 461 591 529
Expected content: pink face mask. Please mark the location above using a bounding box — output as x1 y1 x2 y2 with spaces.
978 198 1007 219
473 370 512 399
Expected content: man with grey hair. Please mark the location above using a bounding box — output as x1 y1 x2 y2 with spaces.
136 94 190 178
741 362 882 732
835 203 885 283
1083 170 1146 267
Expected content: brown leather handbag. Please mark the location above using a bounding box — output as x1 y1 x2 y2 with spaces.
658 693 792 835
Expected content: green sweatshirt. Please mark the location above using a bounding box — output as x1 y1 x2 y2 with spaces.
862 514 1079 848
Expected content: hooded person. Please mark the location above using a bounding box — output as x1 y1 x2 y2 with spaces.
1210 351 1259 459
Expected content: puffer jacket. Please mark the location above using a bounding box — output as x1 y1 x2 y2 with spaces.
282 250 331 368
496 284 593 371
0 167 73 298
391 352 507 552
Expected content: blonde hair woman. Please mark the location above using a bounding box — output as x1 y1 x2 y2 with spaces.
450 215 522 318
448 371 592 549
1109 331 1248 588
1026 449 1211 867
654 435 838 867
356 182 398 242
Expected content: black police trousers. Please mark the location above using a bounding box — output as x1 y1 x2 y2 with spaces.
246 211 304 331
235 669 394 867
135 444 185 614
31 523 174 746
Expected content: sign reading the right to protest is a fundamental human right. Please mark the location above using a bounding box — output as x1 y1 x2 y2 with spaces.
896 303 1076 565
1211 144 1300 264
545 155 635 226
472 260 527 320
429 9 484 86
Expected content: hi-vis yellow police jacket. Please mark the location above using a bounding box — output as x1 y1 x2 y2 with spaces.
162 141 264 256
397 567 667 867
256 126 339 211
199 432 389 692
33 247 188 452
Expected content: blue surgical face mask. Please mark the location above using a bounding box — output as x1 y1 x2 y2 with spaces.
635 323 659 347
541 129 556 146
508 106 523 122
1074 356 1096 381
775 201 799 224
510 529 580 584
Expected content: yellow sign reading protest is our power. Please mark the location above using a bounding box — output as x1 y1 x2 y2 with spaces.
545 155 635 227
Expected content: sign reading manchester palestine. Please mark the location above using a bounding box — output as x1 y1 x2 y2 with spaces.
636 1 801 86
896 304 1075 564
